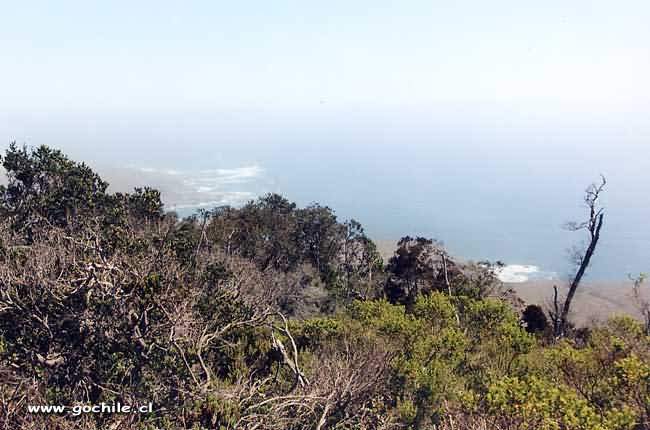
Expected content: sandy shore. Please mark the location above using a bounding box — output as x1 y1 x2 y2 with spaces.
506 279 643 325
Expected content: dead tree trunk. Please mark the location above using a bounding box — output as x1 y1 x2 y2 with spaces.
553 176 606 338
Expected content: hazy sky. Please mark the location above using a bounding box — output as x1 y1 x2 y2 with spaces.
1 1 649 279
2 0 650 113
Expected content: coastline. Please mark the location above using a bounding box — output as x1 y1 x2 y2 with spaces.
375 239 642 325
507 279 641 325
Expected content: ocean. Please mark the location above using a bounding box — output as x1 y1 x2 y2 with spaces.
2 106 649 281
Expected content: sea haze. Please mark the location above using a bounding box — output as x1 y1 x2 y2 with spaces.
1 106 649 281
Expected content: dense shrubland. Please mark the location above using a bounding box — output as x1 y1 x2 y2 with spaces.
0 144 648 429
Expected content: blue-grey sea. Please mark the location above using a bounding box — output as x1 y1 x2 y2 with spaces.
2 107 649 281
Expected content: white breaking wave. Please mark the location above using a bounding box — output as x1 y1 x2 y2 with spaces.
104 164 269 212
496 264 557 283
168 192 256 210
136 165 263 184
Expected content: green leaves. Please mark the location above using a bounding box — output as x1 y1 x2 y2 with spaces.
487 376 636 430
489 376 589 430
0 144 165 249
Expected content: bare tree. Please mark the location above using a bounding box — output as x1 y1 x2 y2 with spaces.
236 338 395 430
552 175 606 338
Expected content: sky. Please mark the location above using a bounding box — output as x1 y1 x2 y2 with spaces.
1 0 650 113
1 1 649 280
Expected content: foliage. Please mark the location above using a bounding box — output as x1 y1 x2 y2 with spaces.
486 376 635 430
0 146 648 430
205 195 383 303
522 304 550 334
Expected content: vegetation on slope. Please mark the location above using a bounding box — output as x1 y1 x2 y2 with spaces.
0 144 648 430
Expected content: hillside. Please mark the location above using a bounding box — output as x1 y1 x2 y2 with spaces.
0 145 648 430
